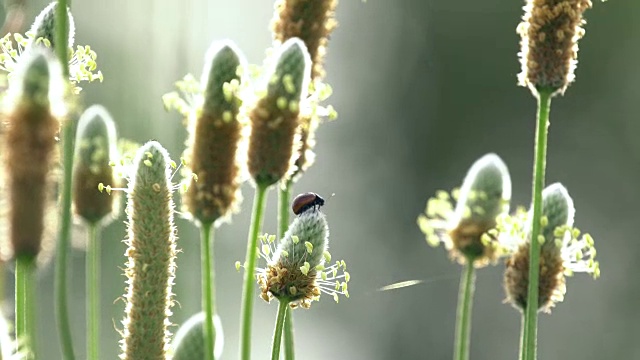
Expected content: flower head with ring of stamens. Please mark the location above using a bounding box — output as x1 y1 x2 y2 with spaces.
253 209 349 309
501 183 600 313
418 153 512 267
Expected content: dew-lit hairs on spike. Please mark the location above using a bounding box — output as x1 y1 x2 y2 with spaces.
119 141 178 360
183 40 246 226
1 47 62 263
247 38 311 187
72 104 118 226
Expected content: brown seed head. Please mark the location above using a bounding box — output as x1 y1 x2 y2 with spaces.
517 0 593 96
183 42 245 225
271 0 338 81
2 49 61 261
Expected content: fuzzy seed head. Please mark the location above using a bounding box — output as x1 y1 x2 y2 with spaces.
1 48 62 261
257 210 350 308
120 141 178 359
271 0 338 81
517 0 593 96
73 105 118 225
171 312 224 360
28 2 75 50
418 153 511 267
183 41 246 226
503 183 599 313
247 38 311 187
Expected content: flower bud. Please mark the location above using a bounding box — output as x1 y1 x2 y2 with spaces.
73 105 118 225
171 312 224 360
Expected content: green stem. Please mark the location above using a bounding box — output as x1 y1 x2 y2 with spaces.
54 0 75 359
86 225 100 360
239 183 269 360
520 315 527 360
15 255 36 360
453 260 475 360
282 307 294 360
278 182 295 360
523 89 552 360
201 222 215 360
270 300 290 360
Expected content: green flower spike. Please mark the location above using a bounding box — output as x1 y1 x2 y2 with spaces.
247 38 311 187
257 210 349 308
119 141 179 360
418 153 512 267
73 105 119 225
0 2 102 94
503 183 600 313
171 312 224 360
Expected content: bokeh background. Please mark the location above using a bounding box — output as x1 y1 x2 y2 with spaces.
1 0 636 359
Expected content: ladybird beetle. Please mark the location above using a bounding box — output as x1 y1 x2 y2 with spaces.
292 192 325 215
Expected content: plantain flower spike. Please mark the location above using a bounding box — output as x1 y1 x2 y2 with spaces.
171 312 224 360
247 38 311 188
1 47 63 262
73 105 118 225
119 141 178 360
182 40 246 226
272 0 337 82
28 1 75 49
503 183 599 313
271 0 338 181
517 0 600 97
257 207 349 309
418 153 512 267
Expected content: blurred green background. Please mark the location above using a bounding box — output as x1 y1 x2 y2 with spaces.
1 0 636 359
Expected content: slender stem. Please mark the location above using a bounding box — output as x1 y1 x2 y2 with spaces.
523 89 552 360
201 222 215 360
239 184 269 360
86 225 100 360
270 300 290 360
278 182 295 360
54 0 75 359
15 255 36 360
453 260 475 360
